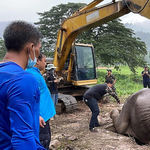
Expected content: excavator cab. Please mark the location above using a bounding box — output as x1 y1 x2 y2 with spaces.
62 43 97 86
71 44 97 85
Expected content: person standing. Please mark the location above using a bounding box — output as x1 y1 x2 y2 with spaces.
105 69 116 93
26 53 56 150
83 78 120 133
45 64 60 106
0 21 45 150
141 66 150 88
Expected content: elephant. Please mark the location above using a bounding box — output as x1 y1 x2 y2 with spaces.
110 88 150 144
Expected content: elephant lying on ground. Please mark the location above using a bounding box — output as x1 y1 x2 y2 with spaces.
110 88 150 144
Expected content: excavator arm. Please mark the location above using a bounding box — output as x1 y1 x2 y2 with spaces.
53 0 150 81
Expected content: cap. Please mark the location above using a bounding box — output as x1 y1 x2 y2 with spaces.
107 69 112 72
45 64 57 70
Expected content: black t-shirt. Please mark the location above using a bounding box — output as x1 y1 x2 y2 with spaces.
45 71 58 94
142 71 150 82
84 84 107 101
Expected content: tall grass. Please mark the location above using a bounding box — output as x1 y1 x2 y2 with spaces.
97 66 144 100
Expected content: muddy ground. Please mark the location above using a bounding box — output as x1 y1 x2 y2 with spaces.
50 99 150 150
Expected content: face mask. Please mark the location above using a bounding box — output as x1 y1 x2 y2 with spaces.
26 47 37 69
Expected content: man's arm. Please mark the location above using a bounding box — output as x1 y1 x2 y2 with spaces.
105 75 108 82
113 79 116 84
39 116 46 128
106 86 120 104
142 71 145 76
111 75 116 84
146 71 150 77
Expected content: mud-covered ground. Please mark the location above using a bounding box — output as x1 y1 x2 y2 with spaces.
50 99 150 150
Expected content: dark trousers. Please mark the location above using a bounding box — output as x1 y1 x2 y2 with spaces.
39 120 51 150
143 82 150 88
84 98 100 130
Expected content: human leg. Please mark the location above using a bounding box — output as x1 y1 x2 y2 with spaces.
84 98 100 130
39 120 51 150
148 82 150 88
55 94 58 105
143 82 147 88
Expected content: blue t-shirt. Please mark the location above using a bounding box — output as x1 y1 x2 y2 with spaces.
26 67 56 122
0 62 45 150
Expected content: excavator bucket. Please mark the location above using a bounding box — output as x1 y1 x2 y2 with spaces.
125 0 150 19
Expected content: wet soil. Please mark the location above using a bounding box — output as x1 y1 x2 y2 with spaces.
50 100 150 150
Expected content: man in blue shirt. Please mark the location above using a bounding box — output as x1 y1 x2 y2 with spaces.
26 52 56 150
141 66 150 88
0 21 45 149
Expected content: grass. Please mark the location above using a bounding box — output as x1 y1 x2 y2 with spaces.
96 65 144 101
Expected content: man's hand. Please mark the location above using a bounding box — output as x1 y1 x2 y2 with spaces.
54 79 60 83
39 116 46 128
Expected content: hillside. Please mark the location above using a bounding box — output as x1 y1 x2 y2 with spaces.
134 31 150 64
135 31 150 49
124 20 150 62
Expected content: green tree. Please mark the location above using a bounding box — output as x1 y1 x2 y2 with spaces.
93 19 147 73
76 19 147 73
35 3 86 57
0 38 6 60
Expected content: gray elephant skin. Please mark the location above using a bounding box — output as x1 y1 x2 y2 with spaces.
110 88 150 144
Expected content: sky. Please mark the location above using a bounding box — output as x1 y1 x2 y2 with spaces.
0 0 149 24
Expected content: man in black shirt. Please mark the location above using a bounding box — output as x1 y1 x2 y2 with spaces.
141 66 150 88
45 64 60 106
83 78 120 132
105 69 116 93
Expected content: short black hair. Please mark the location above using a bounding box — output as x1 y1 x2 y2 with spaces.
105 78 113 84
37 52 45 61
3 21 42 52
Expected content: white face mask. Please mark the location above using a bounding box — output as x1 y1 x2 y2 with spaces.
26 47 37 69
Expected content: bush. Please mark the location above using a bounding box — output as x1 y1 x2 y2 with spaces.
96 66 143 100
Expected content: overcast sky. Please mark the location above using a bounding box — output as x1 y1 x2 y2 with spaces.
0 0 149 24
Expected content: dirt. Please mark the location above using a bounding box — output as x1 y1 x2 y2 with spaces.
50 99 150 150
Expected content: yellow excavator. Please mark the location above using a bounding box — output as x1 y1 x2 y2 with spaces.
48 0 150 114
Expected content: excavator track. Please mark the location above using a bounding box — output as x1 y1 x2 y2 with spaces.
55 93 78 114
